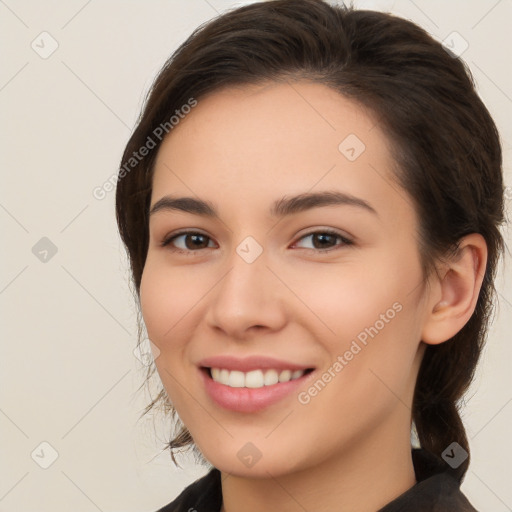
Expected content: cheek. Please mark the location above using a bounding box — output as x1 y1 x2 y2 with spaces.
139 260 202 343
286 254 424 389
139 263 200 407
280 260 406 342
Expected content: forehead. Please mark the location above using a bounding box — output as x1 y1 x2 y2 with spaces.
156 80 387 169
151 80 411 222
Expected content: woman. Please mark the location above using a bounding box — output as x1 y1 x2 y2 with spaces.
115 1 505 510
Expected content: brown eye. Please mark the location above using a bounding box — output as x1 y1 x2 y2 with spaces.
183 233 211 249
311 233 338 249
161 232 216 252
294 230 353 252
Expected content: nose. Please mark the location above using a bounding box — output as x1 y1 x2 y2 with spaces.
204 244 288 341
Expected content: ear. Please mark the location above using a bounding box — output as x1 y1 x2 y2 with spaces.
421 233 488 345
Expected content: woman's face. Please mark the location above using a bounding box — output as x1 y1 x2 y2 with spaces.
140 81 431 477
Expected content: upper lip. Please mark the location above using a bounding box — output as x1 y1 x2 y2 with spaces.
199 355 314 373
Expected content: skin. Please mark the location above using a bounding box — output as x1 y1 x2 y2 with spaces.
140 80 487 512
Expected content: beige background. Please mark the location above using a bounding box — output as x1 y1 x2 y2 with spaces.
1 0 511 511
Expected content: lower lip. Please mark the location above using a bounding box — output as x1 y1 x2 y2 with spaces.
200 369 313 413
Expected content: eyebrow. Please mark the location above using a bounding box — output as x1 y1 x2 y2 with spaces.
149 190 378 219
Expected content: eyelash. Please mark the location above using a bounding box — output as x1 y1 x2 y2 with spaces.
160 229 353 255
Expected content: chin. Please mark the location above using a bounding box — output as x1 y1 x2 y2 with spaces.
196 440 310 479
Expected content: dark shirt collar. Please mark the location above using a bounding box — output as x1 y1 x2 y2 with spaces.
377 449 477 511
157 448 478 511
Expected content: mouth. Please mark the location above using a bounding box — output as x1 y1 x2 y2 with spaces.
204 367 314 388
198 357 316 412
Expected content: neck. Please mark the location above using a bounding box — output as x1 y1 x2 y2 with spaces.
220 420 416 512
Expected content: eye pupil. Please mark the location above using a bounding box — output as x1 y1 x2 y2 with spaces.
187 234 209 249
313 233 336 248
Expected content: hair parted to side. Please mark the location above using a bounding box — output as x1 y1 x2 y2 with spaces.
115 0 505 479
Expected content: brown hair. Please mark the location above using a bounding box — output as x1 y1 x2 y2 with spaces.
115 0 505 480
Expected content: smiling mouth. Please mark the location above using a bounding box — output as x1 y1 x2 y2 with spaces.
202 367 315 389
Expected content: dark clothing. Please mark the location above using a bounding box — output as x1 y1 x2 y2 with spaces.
156 448 477 511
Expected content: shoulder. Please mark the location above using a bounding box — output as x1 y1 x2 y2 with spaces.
155 468 222 512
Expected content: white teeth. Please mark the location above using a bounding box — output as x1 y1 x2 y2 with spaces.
264 369 279 386
278 369 292 382
228 370 245 388
210 368 307 388
291 370 303 380
245 370 264 388
220 369 230 383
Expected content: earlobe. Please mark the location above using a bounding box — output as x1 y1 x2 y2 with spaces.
421 234 488 345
